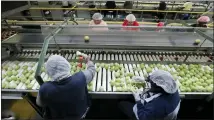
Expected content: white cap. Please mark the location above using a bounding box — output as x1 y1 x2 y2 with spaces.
45 55 71 81
92 13 103 20
126 14 136 22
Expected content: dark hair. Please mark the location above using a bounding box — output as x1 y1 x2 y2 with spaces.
148 80 166 94
198 22 208 27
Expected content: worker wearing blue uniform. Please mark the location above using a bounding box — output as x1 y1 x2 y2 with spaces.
36 53 95 120
119 70 180 120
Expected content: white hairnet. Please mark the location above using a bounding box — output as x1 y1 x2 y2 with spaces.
92 13 103 20
45 55 71 81
126 14 136 22
150 70 178 94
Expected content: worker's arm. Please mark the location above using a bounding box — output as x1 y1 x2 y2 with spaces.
36 92 44 107
103 22 109 31
88 20 94 26
136 101 154 120
136 101 157 120
83 60 96 84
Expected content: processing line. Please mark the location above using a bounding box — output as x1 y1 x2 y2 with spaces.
1 25 214 100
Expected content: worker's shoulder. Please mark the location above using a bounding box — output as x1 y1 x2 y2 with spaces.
88 20 94 25
39 82 55 92
72 71 86 80
101 20 108 26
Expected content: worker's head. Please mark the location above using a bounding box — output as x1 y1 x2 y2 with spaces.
126 14 136 25
147 70 178 94
45 55 71 81
92 13 103 25
197 16 210 24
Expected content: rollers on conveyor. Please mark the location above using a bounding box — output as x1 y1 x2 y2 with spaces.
11 49 214 63
1 60 213 93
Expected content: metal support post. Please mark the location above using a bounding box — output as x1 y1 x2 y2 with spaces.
35 18 70 86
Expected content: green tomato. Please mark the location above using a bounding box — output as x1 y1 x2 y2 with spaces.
96 63 100 67
28 76 34 80
2 74 6 79
9 82 17 89
168 64 173 68
136 67 141 72
26 84 33 90
2 81 9 89
115 79 122 83
6 77 12 82
88 86 93 91
21 77 27 83
23 65 28 70
127 72 134 77
96 68 100 72
140 63 145 69
15 65 20 70
146 67 152 73
7 71 13 77
114 66 119 71
100 63 105 68
202 76 207 80
179 71 185 77
3 65 9 70
110 67 114 72
12 71 18 76
25 80 31 85
15 81 19 85
11 76 17 81
29 70 34 74
116 87 122 92
110 81 116 86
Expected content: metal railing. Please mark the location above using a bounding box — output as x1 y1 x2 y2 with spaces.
34 18 71 85
29 7 213 14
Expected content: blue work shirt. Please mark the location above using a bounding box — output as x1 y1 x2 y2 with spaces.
39 72 90 120
136 90 180 120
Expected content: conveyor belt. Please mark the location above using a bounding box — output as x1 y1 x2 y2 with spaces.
1 60 213 92
10 49 214 63
2 33 213 48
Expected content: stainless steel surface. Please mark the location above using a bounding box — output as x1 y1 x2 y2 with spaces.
2 93 22 100
5 49 213 63
1 89 212 99
2 32 213 48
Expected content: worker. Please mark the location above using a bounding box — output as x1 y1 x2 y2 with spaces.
172 1 192 20
122 14 140 31
36 54 96 120
179 1 193 20
191 16 210 28
123 1 133 15
155 1 167 20
180 1 193 11
181 1 193 11
119 70 181 120
89 13 108 31
84 1 96 8
84 1 96 18
103 1 117 18
156 20 165 32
